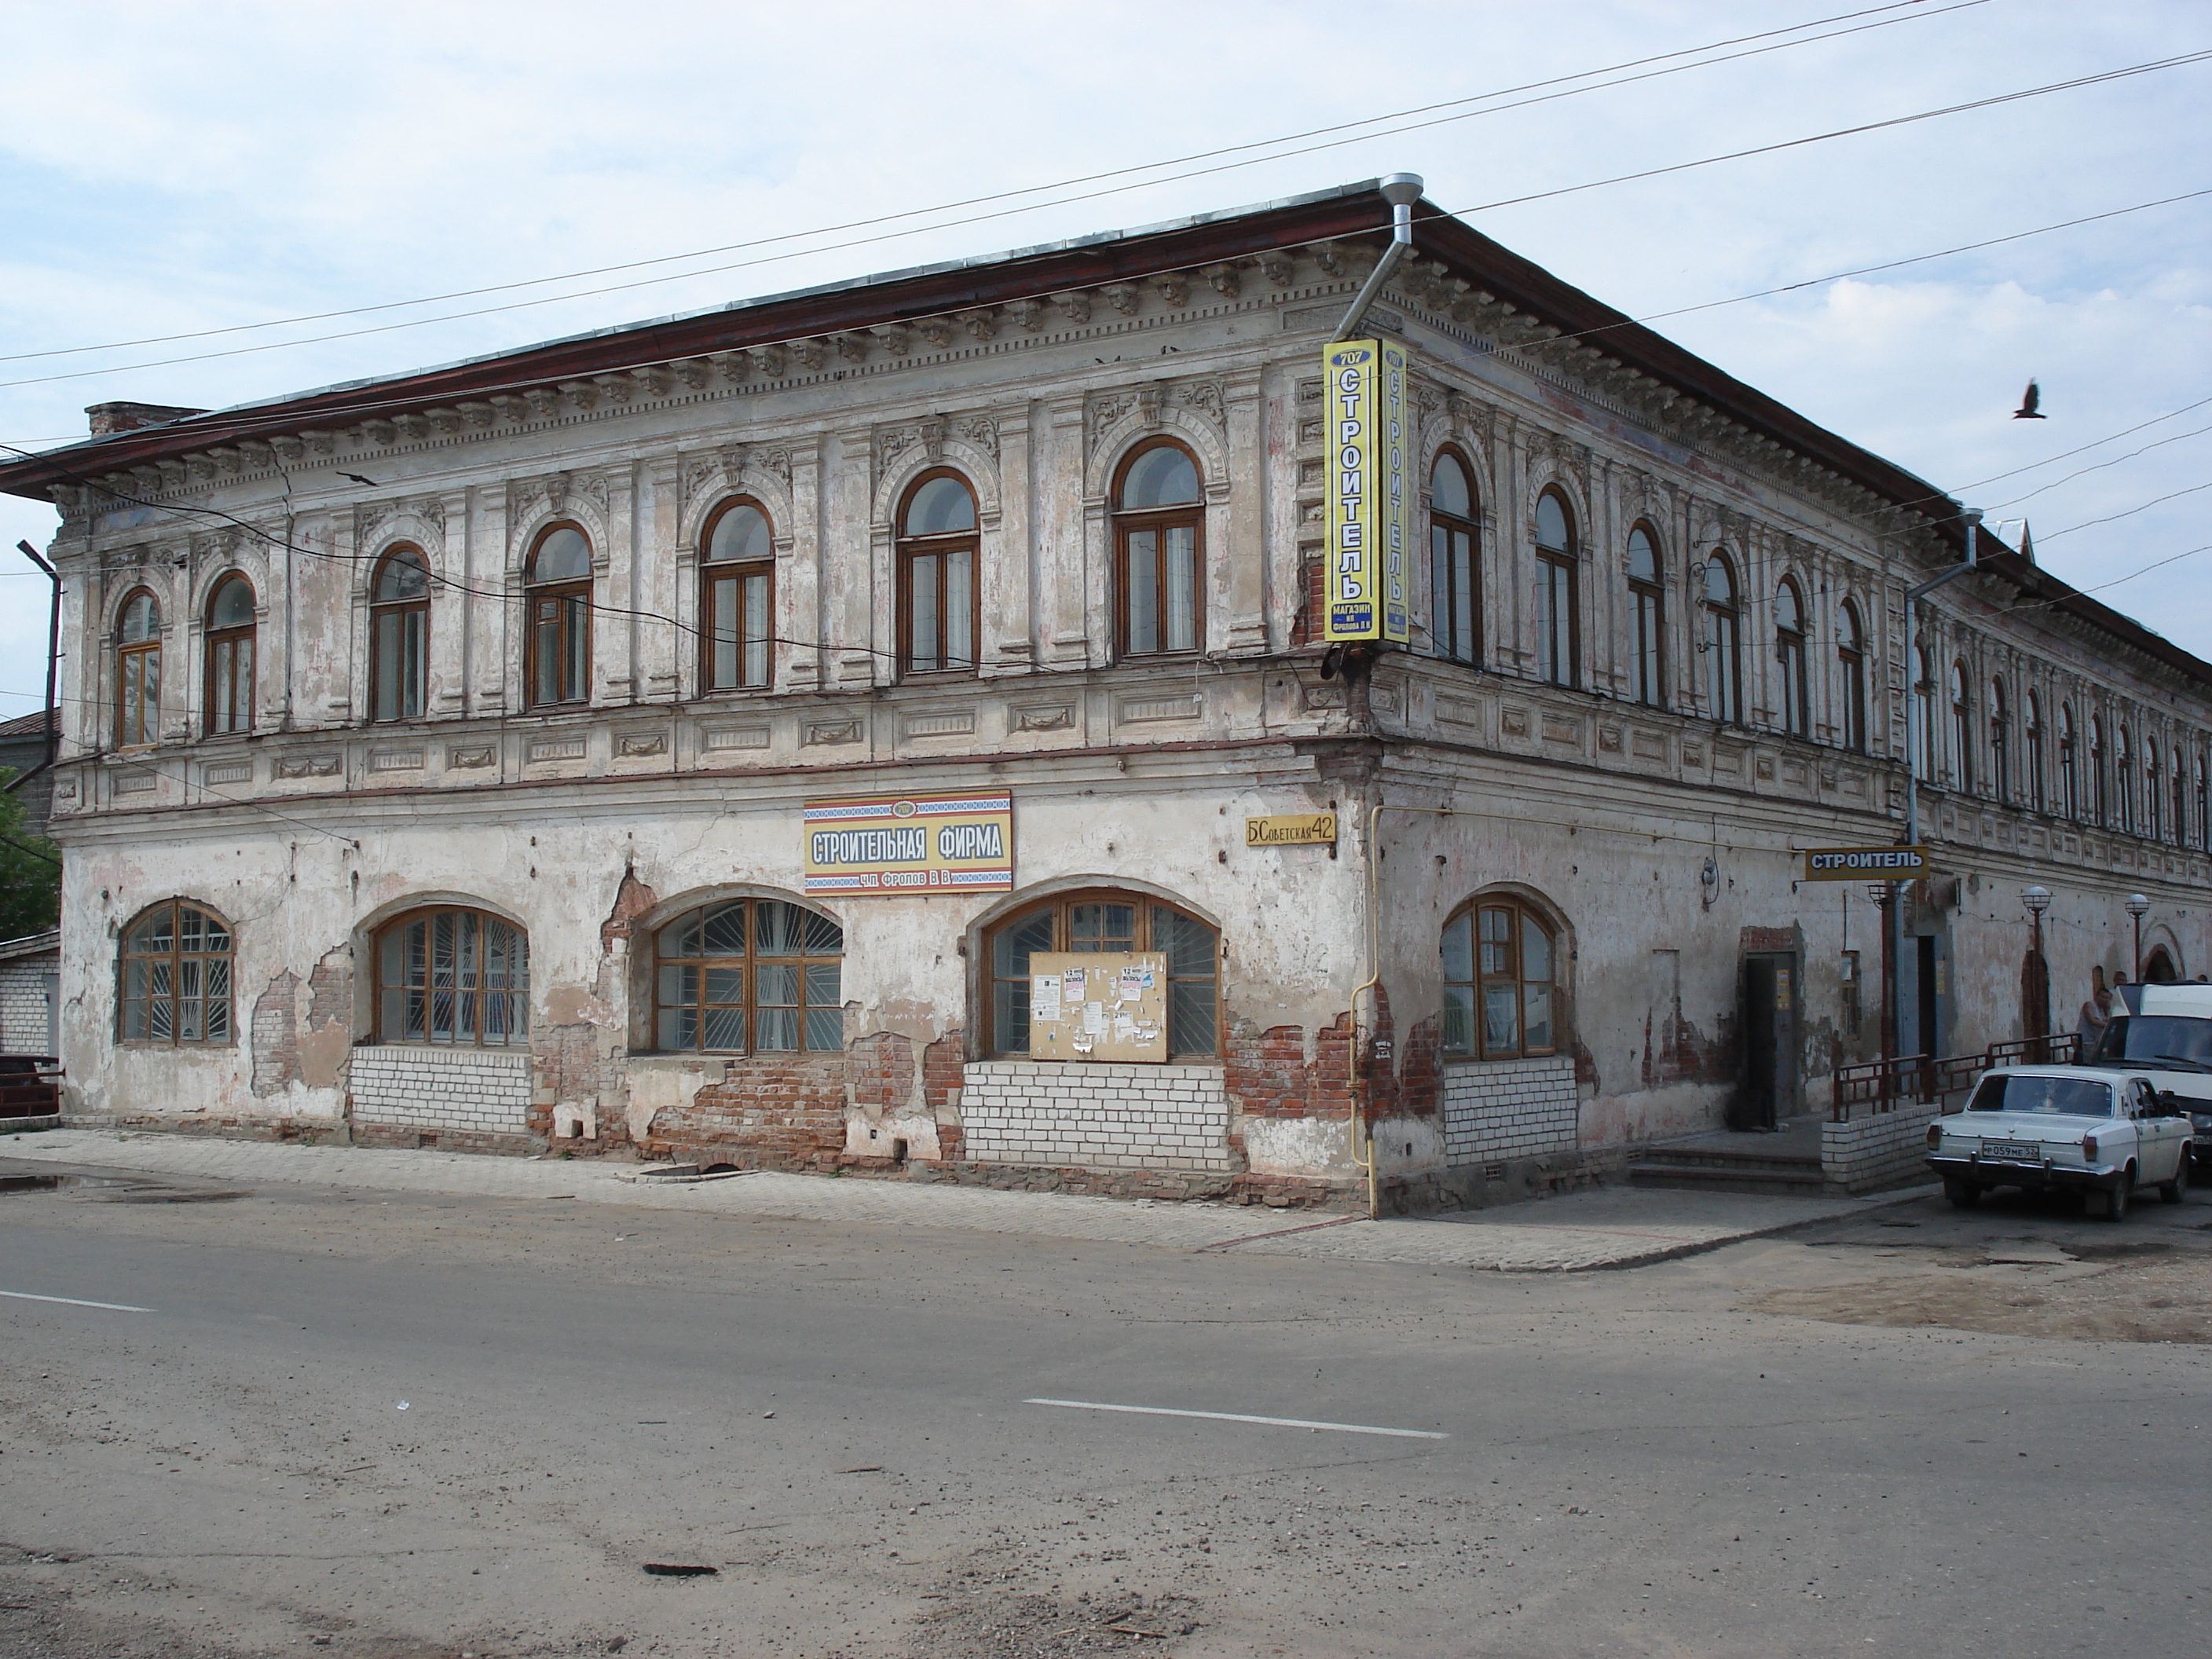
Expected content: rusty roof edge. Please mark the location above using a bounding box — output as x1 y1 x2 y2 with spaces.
1967 544 2212 688
0 180 1391 485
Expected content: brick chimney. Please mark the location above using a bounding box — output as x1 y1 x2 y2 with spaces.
86 401 207 436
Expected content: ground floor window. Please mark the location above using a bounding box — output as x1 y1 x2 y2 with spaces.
1441 895 1562 1060
985 890 1218 1059
119 899 233 1043
655 897 843 1053
375 907 529 1046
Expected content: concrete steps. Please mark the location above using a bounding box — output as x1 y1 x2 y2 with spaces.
1626 1129 1825 1196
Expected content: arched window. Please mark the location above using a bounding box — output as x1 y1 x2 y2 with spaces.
375 906 529 1047
2090 716 2108 825
2199 753 2208 852
203 574 255 736
115 589 162 749
1429 450 1479 665
371 547 430 722
1115 442 1203 657
654 897 843 1053
2060 704 2078 819
1703 555 1741 723
526 524 593 708
985 889 1218 1060
2174 747 2188 847
1533 489 1577 687
2116 723 2134 833
1950 662 1974 792
1837 601 1866 753
119 899 232 1044
2146 736 2162 840
1989 679 2010 805
1910 647 1936 778
1627 523 1663 708
701 500 775 690
2025 690 2045 813
1441 895 1562 1060
1774 578 1808 738
898 471 979 676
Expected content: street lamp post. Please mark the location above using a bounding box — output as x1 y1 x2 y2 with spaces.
2126 892 2150 983
2023 884 2051 1060
1870 881 1897 1102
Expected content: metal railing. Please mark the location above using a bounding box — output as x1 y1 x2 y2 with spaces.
1829 1033 2079 1122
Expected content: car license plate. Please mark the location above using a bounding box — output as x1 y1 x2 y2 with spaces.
1981 1141 2043 1163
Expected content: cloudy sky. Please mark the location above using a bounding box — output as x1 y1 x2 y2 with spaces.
1 0 2207 722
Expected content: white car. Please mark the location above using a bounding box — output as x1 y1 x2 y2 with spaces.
1926 1064 2192 1219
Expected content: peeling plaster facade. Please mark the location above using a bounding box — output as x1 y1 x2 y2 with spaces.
10 181 2212 1208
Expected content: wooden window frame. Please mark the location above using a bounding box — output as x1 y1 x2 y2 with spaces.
1705 555 1742 725
1429 448 1481 666
118 899 233 1046
525 522 593 710
700 499 776 693
2025 691 2045 812
2060 705 2079 821
203 573 255 738
652 897 844 1056
1950 662 1974 793
2147 738 2163 841
1112 441 1205 661
1774 579 1808 738
1533 489 1578 688
983 888 1220 1060
2116 724 2134 833
115 588 162 750
1441 895 1563 1062
1626 522 1663 709
895 470 980 679
1838 602 1866 753
369 547 430 723
1989 679 2011 806
372 906 529 1048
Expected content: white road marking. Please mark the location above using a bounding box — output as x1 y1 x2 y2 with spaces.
0 1288 152 1313
1024 1397 1447 1439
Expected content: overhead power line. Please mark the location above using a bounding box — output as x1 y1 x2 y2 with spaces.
0 0 1957 368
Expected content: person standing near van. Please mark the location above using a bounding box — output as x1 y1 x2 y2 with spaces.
2078 965 2112 1053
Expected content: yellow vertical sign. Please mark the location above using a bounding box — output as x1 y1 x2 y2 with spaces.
1323 338 1412 644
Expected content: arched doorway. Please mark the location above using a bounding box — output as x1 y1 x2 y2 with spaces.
2143 945 2180 985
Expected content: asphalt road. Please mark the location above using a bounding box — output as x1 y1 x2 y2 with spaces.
2 1159 2208 1659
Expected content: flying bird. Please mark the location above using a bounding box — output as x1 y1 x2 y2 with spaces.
2012 379 2046 419
339 471 380 487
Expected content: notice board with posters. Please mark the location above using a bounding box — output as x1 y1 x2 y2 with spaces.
1026 952 1168 1064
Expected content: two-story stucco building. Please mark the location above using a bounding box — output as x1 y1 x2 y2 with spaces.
5 178 2208 1207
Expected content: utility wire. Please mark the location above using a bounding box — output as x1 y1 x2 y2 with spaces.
45 7 2188 397
0 0 1957 368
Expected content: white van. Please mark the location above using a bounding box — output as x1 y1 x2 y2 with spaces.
2091 982 2212 1166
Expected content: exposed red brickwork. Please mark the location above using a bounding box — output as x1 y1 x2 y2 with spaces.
599 867 660 949
923 1031 966 1161
531 1024 619 1147
1223 1009 1357 1124
1289 555 1324 646
850 1031 914 1116
645 1050 850 1170
1739 925 1800 954
1393 1010 1442 1119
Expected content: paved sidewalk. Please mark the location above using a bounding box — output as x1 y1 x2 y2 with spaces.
0 1130 1931 1272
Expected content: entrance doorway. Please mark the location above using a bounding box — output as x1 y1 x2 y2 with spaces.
1734 952 1800 1130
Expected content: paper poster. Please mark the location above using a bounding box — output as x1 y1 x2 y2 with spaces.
1026 951 1170 1064
1031 975 1062 1021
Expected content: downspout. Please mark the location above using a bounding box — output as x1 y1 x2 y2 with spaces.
1331 174 1425 342
8 539 61 793
1332 173 1427 1220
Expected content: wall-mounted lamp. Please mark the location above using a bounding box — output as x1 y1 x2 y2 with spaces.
1700 857 1719 910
